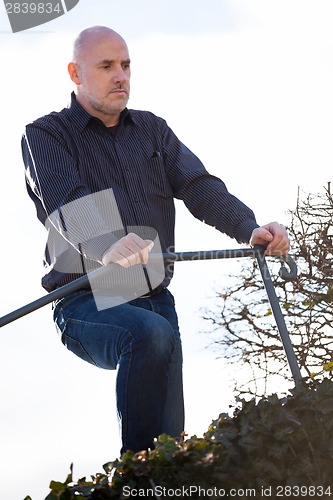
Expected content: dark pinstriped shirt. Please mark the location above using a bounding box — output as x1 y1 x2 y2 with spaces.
22 93 259 292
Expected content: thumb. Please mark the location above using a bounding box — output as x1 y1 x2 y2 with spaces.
144 239 154 252
263 230 273 241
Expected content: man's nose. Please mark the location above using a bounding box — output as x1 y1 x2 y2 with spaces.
113 67 128 83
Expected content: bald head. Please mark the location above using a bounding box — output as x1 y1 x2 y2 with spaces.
72 26 128 65
68 26 131 127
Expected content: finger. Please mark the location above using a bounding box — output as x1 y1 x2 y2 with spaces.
112 248 135 268
266 233 290 256
118 234 146 264
125 233 151 250
115 238 154 267
102 236 155 267
250 228 272 247
252 221 289 246
102 244 137 267
259 228 274 242
123 237 152 261
138 240 154 265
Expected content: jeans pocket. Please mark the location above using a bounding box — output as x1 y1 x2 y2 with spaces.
61 329 98 367
53 290 91 320
55 309 98 367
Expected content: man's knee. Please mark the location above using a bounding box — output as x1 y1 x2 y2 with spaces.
130 312 176 358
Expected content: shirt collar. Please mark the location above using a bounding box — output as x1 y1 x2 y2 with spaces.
66 92 134 132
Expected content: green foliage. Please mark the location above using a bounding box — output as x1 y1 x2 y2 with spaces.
205 378 333 489
40 379 333 500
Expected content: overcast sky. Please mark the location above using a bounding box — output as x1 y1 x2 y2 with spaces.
1 1 333 498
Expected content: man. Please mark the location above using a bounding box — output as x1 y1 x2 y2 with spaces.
21 26 289 455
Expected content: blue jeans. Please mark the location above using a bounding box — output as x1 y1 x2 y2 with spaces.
53 287 184 454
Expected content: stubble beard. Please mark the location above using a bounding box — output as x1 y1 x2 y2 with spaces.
88 93 129 120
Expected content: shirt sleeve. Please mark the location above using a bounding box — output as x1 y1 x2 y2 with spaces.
22 122 118 263
159 119 259 244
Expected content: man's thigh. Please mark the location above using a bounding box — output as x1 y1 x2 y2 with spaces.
53 290 176 369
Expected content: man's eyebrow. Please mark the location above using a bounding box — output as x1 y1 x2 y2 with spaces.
98 58 131 65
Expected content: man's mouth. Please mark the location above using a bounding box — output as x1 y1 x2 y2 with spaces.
110 88 127 95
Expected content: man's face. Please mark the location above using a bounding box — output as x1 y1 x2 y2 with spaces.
73 33 131 125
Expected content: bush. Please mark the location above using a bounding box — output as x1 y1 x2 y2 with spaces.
26 379 333 499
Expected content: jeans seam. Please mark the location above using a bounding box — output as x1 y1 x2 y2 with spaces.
117 331 134 452
61 332 98 367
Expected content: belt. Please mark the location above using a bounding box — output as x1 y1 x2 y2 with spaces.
140 284 165 298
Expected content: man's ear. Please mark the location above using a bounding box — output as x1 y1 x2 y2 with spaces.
68 62 81 85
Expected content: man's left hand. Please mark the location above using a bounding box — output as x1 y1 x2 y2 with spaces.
250 221 290 256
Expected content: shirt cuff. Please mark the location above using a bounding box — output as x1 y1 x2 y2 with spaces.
83 232 118 263
234 219 259 244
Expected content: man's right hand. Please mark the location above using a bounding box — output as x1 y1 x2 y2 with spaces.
101 233 154 268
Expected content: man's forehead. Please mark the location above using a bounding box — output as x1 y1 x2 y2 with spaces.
88 36 129 58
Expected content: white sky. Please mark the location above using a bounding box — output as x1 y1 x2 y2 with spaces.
1 1 333 498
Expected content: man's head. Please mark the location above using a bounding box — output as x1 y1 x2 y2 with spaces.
68 26 130 127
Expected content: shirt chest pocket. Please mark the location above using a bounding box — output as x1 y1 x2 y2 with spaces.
143 154 173 201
